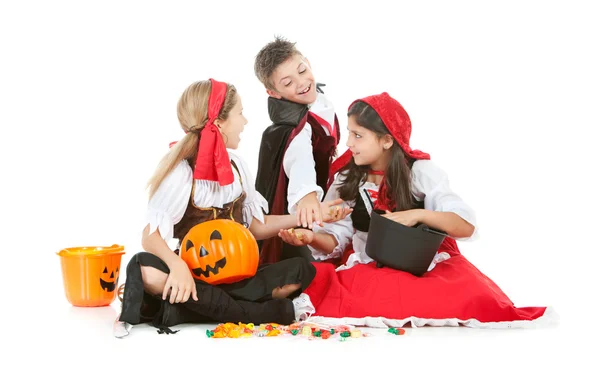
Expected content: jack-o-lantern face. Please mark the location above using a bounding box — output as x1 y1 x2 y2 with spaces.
57 245 125 307
100 266 119 292
180 219 259 285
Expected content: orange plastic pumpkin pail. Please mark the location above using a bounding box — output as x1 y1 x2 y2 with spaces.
57 245 125 307
180 219 259 285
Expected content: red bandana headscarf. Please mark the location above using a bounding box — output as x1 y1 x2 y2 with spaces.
329 92 430 211
170 78 234 186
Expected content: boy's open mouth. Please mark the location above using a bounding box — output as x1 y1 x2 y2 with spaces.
298 84 311 95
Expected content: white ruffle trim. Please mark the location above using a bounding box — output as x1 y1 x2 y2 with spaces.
145 208 174 242
242 197 269 227
428 251 451 272
292 293 559 329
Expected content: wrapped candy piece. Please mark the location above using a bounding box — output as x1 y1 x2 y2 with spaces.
387 327 406 335
212 330 226 338
266 329 281 337
259 323 279 331
228 329 241 338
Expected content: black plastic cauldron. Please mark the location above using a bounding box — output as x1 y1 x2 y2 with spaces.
365 210 448 277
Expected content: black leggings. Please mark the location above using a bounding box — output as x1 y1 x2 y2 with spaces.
118 252 316 331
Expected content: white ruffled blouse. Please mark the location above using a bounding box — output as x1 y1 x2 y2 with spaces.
144 150 269 247
308 159 479 271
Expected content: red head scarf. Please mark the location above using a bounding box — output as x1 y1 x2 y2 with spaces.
170 78 234 186
329 92 430 211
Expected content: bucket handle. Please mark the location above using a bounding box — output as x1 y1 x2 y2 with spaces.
420 225 447 237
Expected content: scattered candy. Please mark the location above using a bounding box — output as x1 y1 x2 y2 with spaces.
204 322 378 341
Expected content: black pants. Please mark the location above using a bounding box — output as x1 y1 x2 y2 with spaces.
280 242 316 262
118 252 315 331
257 239 317 262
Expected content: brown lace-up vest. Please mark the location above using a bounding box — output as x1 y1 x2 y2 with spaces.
173 161 247 244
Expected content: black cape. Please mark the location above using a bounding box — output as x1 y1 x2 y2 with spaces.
254 92 340 264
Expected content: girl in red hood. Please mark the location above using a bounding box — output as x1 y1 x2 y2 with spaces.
280 92 477 271
279 92 553 328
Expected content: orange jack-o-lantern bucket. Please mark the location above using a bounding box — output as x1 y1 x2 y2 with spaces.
180 220 259 285
57 244 125 307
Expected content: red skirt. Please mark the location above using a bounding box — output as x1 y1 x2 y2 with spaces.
303 238 548 325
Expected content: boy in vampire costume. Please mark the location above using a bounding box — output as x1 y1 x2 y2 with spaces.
254 36 341 264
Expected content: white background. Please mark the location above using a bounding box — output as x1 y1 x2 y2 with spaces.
1 0 598 367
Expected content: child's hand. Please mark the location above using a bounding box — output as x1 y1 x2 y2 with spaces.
321 198 353 223
278 228 314 246
296 192 322 229
163 259 198 304
382 209 423 227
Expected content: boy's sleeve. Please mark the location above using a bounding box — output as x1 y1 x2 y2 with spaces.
282 123 324 214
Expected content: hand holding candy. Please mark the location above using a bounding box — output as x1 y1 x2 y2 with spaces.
278 228 314 246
